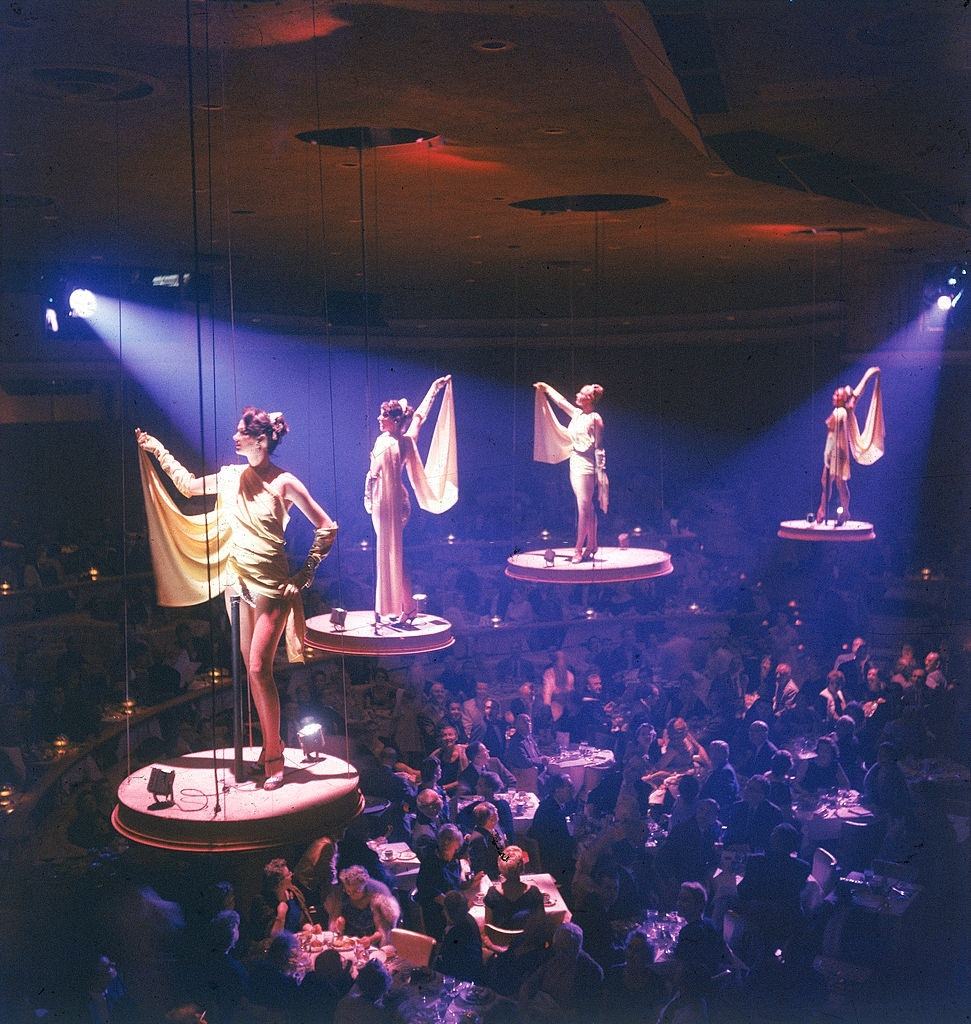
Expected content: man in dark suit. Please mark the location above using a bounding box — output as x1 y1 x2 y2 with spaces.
528 774 577 888
739 720 778 778
723 775 784 852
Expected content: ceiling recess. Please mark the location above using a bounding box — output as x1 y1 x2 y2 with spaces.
21 66 160 103
510 195 668 214
296 127 439 150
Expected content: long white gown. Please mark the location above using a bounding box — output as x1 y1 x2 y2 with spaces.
364 380 458 618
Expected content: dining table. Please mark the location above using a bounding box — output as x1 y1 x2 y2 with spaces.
467 871 571 930
368 839 421 884
793 789 874 850
545 745 615 794
455 791 539 835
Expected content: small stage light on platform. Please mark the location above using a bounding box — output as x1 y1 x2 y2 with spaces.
920 567 932 581
298 722 327 760
330 607 347 631
540 529 551 542
88 566 100 581
490 615 502 629
147 766 176 804
412 593 427 615
806 513 815 524
543 548 556 566
446 534 456 545
632 526 643 538
68 288 97 319
53 735 69 756
358 539 369 551
688 602 700 614
121 698 137 716
585 608 595 620
617 533 630 550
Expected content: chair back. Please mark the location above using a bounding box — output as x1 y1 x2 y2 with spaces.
722 909 743 949
512 767 539 795
484 922 525 949
811 847 838 898
390 927 437 967
872 859 918 884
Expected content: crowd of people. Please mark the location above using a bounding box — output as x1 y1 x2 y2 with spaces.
0 482 966 1024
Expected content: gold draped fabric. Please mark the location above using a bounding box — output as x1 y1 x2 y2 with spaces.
137 450 307 662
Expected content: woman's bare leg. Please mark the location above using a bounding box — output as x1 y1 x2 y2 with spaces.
835 480 850 524
573 473 596 558
817 468 831 523
227 590 289 773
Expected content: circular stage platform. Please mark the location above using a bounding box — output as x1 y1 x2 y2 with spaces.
506 546 673 584
778 519 876 542
304 611 455 656
112 746 363 852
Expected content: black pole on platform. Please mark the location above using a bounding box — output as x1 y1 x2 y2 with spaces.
231 595 244 780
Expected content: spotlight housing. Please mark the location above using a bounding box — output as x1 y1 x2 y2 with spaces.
923 262 967 310
298 722 326 760
68 288 97 318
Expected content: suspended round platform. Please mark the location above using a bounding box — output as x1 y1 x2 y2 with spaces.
304 610 455 656
506 546 673 584
778 519 876 542
112 746 363 853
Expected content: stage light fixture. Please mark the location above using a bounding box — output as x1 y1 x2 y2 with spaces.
68 288 97 318
923 262 966 310
298 722 326 759
543 548 556 566
147 766 175 803
330 607 347 630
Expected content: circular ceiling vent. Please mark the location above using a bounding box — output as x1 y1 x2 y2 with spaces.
21 66 161 103
510 194 668 214
296 127 439 149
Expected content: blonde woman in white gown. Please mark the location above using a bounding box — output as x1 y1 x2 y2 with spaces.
533 381 608 562
365 375 457 618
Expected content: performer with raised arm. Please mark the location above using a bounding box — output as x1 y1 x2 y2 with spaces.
816 366 884 526
365 375 457 619
136 408 337 790
533 381 608 562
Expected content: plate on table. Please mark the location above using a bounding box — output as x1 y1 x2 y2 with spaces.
457 984 495 1007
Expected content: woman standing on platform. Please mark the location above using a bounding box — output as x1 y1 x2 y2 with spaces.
816 366 884 525
533 382 608 562
365 375 457 619
136 408 336 790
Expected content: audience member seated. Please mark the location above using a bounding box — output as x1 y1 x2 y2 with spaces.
467 800 508 880
736 823 810 962
603 928 666 1023
430 724 468 794
435 891 483 982
698 739 739 811
646 718 710 786
794 736 850 797
529 773 577 887
657 798 721 894
723 775 784 852
571 868 624 971
247 858 311 949
460 770 517 839
324 866 399 948
247 932 302 1017
457 739 515 794
518 922 604 1024
739 720 778 778
481 699 509 761
833 715 864 788
818 670 849 723
504 712 548 787
417 824 479 940
333 960 396 1024
765 750 795 820
863 742 913 818
482 843 545 955
293 835 339 921
298 948 354 1024
191 910 247 1024
668 773 701 831
672 881 742 980
541 650 576 706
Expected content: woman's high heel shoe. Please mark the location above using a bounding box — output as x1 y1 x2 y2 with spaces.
262 754 286 791
570 550 584 564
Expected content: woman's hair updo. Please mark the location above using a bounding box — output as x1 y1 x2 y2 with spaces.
581 384 604 405
240 407 288 452
379 398 414 425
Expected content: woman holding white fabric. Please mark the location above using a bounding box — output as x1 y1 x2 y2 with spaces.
365 375 456 618
136 409 336 790
533 382 607 562
816 366 884 525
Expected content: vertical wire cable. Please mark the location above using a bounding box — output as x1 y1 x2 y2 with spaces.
184 0 222 811
310 0 352 771
113 0 132 776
